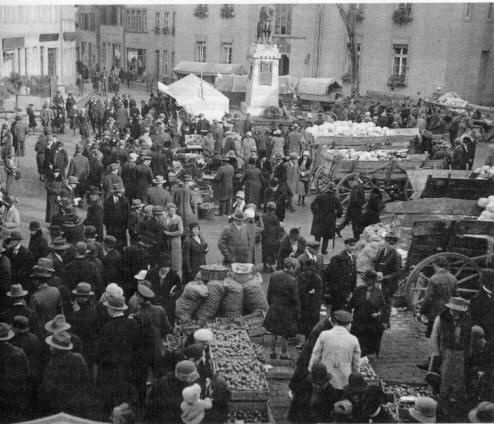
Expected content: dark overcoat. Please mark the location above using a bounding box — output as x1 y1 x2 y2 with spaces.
310 191 342 239
103 195 129 242
182 234 207 283
261 211 283 263
242 165 262 206
28 230 50 261
61 258 103 293
296 268 323 336
214 163 234 201
6 245 35 289
134 164 154 201
264 270 301 338
218 223 250 264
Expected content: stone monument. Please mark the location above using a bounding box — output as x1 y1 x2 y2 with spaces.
241 6 281 116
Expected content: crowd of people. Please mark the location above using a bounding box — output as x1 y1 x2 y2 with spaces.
0 85 492 424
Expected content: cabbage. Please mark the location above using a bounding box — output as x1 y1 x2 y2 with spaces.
477 198 489 209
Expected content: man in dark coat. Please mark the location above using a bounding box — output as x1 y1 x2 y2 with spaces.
39 331 90 417
215 157 234 216
103 184 130 249
264 178 287 223
134 156 154 202
147 175 171 207
296 260 323 338
61 241 103 294
1 284 41 338
84 187 104 241
324 238 357 311
102 235 122 285
96 295 139 414
28 221 50 261
297 240 324 277
121 152 137 201
337 176 365 239
5 230 35 289
276 228 305 270
264 257 301 360
49 141 69 177
261 202 283 272
0 322 31 422
374 233 402 327
218 211 250 265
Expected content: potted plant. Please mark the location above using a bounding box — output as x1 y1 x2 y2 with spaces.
387 74 407 90
392 4 413 25
220 4 235 19
194 4 209 18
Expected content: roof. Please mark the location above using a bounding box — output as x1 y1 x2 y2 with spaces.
19 413 109 424
173 61 244 76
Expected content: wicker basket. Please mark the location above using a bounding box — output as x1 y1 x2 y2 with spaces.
200 265 229 280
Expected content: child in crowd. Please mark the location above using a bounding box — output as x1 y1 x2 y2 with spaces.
181 383 212 424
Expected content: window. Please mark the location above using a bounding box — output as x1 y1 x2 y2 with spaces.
164 12 169 29
392 44 408 76
89 13 95 30
101 6 119 26
221 42 232 64
345 41 361 75
275 5 292 35
465 3 473 19
164 50 168 74
196 41 206 62
155 12 160 28
488 3 493 19
126 9 147 32
171 51 175 70
398 3 412 13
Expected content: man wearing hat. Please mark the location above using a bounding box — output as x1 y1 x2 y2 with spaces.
39 331 90 416
310 182 343 255
47 236 69 273
218 211 250 265
11 315 42 385
0 322 31 420
335 174 365 239
298 240 324 276
103 183 130 249
121 152 138 200
61 241 103 294
242 131 257 161
374 232 402 327
325 237 357 311
84 225 105 259
287 123 303 157
97 293 139 413
270 129 284 159
309 310 361 390
147 175 171 208
1 284 41 337
84 186 104 241
215 155 235 216
102 162 123 199
128 199 144 244
134 154 154 202
263 177 287 223
67 144 89 195
102 235 122 284
419 256 458 337
48 140 69 178
5 230 35 289
28 221 50 262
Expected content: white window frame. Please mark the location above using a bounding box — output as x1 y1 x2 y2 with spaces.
275 5 292 35
392 44 408 77
164 12 169 29
196 41 206 62
221 42 233 64
155 12 160 29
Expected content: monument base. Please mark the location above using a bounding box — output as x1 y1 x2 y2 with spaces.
240 102 270 117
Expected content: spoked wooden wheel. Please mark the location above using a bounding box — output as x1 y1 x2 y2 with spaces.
313 167 334 193
405 252 481 310
336 172 373 215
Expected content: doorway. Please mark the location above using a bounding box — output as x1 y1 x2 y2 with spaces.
279 54 289 76
48 48 57 77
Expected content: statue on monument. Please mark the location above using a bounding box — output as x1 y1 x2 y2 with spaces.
256 5 275 44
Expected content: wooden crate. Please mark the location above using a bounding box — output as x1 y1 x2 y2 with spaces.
227 401 275 424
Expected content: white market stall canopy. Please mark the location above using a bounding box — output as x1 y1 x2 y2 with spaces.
295 77 342 96
158 74 229 121
19 413 109 424
173 61 244 77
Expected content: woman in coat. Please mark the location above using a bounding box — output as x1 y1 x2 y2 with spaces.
261 202 283 272
242 158 262 207
297 261 323 337
45 168 64 223
296 152 312 206
34 134 49 181
310 185 342 254
348 270 386 357
244 205 264 270
173 178 197 235
182 223 208 283
264 257 301 359
164 203 184 277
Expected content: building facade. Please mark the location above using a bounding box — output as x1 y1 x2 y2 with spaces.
0 5 77 86
76 3 494 105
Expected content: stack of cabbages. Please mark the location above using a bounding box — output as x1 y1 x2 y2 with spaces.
306 121 390 138
322 148 409 162
477 196 494 221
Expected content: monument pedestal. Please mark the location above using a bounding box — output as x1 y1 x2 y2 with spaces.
240 43 281 117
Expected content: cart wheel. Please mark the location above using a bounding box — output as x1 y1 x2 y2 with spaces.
405 252 481 310
310 101 322 113
313 167 333 193
336 173 373 215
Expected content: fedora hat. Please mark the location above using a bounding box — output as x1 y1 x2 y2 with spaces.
51 237 70 250
408 397 437 423
131 199 144 209
12 315 29 333
152 205 164 216
0 322 15 341
153 175 166 185
6 284 28 298
45 331 73 350
74 241 89 258
35 258 55 273
45 314 71 333
445 296 469 312
87 186 102 196
72 282 94 297
8 230 23 241
469 401 494 423
103 295 128 311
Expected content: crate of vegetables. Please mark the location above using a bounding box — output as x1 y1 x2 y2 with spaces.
242 310 268 337
359 357 379 383
211 328 256 358
227 401 275 424
381 380 434 406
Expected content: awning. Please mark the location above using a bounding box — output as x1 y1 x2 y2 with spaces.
173 61 244 76
63 32 77 42
39 33 59 42
2 37 25 50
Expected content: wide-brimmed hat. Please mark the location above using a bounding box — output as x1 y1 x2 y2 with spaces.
231 211 245 221
103 295 128 311
445 296 468 312
152 205 164 216
302 150 310 157
67 176 79 185
74 241 89 258
51 237 70 250
409 397 438 423
153 175 166 184
84 226 97 237
469 401 494 423
104 235 117 247
137 282 155 299
45 314 71 333
6 284 28 298
0 322 15 341
384 232 399 243
273 129 281 135
12 316 29 333
87 186 102 196
34 258 55 273
7 230 23 241
332 310 352 325
29 221 41 231
45 331 73 350
72 282 94 297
